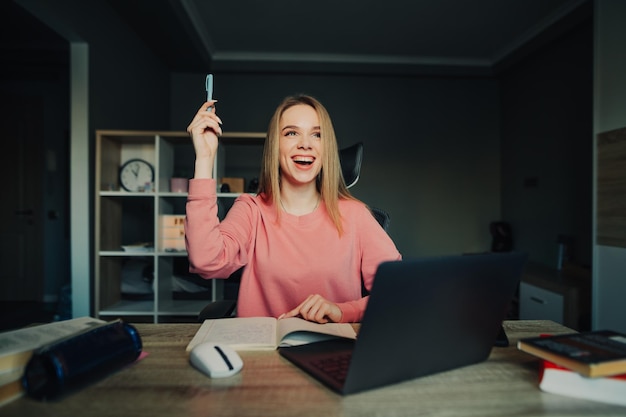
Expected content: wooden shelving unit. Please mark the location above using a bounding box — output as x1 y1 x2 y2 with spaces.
94 130 265 322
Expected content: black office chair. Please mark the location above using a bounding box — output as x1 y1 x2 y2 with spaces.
370 207 391 231
197 142 389 321
339 142 363 188
339 142 390 231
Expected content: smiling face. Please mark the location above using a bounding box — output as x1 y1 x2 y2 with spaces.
278 104 323 188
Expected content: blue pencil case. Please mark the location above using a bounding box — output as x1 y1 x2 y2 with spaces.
22 319 142 400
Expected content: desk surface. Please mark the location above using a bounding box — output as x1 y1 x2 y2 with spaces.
3 320 625 417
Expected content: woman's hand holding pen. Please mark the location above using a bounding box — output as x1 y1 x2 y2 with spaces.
187 101 222 179
279 294 343 324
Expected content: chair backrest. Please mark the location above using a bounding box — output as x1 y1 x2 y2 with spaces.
370 207 391 231
338 143 390 232
339 142 363 189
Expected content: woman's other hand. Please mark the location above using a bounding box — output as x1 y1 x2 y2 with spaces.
279 294 343 323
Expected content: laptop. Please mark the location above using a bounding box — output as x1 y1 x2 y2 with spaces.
278 251 527 395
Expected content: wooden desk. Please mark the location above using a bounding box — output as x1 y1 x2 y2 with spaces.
2 320 624 417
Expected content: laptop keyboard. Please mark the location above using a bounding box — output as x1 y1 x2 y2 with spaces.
310 353 352 384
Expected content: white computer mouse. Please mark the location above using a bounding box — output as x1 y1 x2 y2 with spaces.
189 343 243 378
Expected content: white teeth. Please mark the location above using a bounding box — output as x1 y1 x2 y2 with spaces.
293 156 314 163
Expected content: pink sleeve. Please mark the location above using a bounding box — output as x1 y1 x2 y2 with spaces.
335 300 365 323
184 178 250 279
336 204 402 322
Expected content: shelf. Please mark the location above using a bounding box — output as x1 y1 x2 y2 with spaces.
157 299 209 316
95 130 263 323
99 299 155 315
99 299 210 317
157 251 188 256
100 191 156 196
100 251 156 256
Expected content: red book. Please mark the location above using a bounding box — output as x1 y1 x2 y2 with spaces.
539 360 626 407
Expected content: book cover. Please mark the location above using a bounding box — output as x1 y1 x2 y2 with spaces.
539 360 626 407
517 330 626 378
186 317 356 352
0 379 23 407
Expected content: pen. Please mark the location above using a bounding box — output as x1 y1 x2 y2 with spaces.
206 74 213 110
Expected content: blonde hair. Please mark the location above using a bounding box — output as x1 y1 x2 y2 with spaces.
258 95 355 235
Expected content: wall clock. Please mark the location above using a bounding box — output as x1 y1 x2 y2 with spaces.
119 158 154 192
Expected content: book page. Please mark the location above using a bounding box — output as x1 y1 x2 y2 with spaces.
277 318 356 347
186 317 278 351
0 368 25 386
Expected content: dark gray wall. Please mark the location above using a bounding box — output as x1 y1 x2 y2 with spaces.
500 18 593 268
16 0 171 131
171 73 501 257
13 0 171 308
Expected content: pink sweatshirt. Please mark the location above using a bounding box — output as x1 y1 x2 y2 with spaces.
185 179 401 322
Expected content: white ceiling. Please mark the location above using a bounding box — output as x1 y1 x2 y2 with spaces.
105 0 589 76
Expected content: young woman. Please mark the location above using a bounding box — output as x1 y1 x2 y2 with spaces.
185 95 401 323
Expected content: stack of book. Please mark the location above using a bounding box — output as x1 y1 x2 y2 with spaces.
517 330 626 407
0 317 105 407
159 214 186 252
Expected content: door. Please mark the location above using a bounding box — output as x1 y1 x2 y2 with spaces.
0 92 44 301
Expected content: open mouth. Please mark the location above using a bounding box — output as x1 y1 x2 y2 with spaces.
293 156 315 166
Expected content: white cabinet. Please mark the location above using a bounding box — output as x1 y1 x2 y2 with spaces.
94 130 264 323
518 263 591 330
519 282 564 323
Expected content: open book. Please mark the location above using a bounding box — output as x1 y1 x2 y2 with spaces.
186 317 357 352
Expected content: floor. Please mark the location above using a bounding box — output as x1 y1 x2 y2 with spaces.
0 301 58 332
